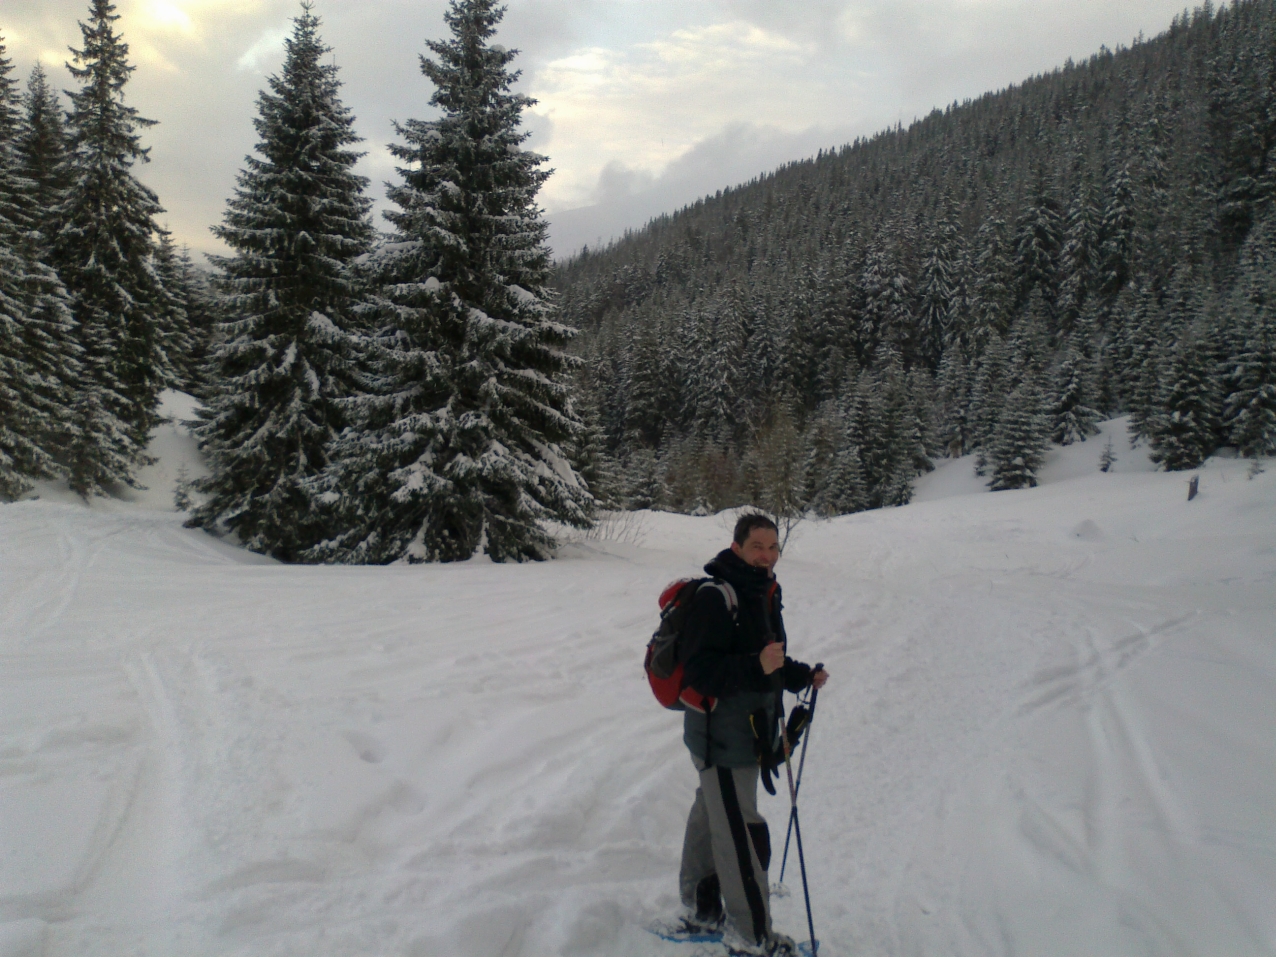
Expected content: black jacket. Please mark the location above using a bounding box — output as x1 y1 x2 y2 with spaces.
681 549 814 767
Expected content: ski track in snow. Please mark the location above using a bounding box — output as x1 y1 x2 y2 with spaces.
2 410 1275 957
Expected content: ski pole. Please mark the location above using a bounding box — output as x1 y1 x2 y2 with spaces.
779 692 818 955
779 667 821 883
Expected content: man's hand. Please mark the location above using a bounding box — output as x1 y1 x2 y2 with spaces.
760 641 785 675
811 668 829 690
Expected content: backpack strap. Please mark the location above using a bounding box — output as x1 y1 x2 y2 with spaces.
701 579 738 620
693 578 736 771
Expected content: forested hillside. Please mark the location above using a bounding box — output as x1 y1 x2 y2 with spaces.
556 0 1276 515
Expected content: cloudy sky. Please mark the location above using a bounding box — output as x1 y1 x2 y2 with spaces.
4 0 1194 260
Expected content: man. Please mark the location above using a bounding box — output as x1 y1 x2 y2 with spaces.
671 513 829 957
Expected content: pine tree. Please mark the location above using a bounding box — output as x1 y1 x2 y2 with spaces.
0 37 22 170
151 231 195 390
805 398 867 517
740 404 805 520
780 273 819 402
1121 285 1164 443
1099 160 1139 298
52 0 171 493
622 322 667 447
1148 337 1221 471
969 217 1016 347
1050 353 1101 445
312 0 591 564
1056 180 1100 331
1074 297 1116 416
0 36 85 500
859 238 911 365
970 332 1012 467
1099 436 1117 472
854 359 928 508
1225 318 1276 457
171 245 218 395
189 6 372 560
569 391 620 509
823 441 867 515
690 301 744 437
917 205 965 370
621 447 662 510
1206 32 1276 254
17 65 71 243
803 400 862 516
11 59 83 470
935 345 974 457
1015 180 1064 316
0 36 51 499
1221 218 1276 459
987 382 1049 490
737 289 781 417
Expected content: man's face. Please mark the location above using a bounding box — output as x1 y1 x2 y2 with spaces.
731 527 781 572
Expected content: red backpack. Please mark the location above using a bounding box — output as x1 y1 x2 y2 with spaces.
644 578 738 712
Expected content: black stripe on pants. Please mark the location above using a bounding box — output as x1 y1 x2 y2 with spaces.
717 766 768 944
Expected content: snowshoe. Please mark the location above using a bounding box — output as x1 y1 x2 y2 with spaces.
722 929 812 957
648 909 726 944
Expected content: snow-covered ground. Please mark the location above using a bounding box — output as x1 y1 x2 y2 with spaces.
2 404 1274 957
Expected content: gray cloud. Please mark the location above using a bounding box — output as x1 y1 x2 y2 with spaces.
547 121 856 256
1 0 1194 263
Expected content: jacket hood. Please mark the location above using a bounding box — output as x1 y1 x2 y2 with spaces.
705 547 775 595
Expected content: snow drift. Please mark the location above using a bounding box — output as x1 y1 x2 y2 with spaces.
1 401 1273 956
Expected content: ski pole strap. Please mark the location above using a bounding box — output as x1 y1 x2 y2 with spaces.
807 661 823 718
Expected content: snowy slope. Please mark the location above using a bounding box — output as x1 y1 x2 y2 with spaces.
1 409 1274 957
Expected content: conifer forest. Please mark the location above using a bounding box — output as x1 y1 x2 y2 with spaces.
2 0 1276 561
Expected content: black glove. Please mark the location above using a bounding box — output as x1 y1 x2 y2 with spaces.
785 704 810 750
749 708 780 795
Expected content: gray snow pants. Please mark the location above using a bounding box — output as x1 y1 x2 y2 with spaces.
679 760 772 945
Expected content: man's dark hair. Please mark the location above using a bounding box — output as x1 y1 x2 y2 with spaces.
733 512 778 546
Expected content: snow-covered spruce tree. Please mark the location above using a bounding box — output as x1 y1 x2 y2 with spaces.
987 382 1050 491
1056 179 1100 331
1099 160 1139 300
916 204 965 370
1075 297 1117 417
860 238 911 364
52 0 172 493
310 0 591 564
969 218 1016 346
569 389 621 509
622 319 670 448
689 302 745 439
970 332 1012 470
189 6 372 561
621 447 663 510
1121 285 1164 444
1050 353 1100 445
171 246 219 396
17 65 71 243
821 440 867 516
151 231 196 390
740 404 805 523
0 35 52 500
1221 220 1276 459
1098 437 1117 472
849 358 931 508
936 345 973 457
1014 179 1063 317
1148 337 1221 472
11 59 84 463
0 35 85 501
804 395 868 517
